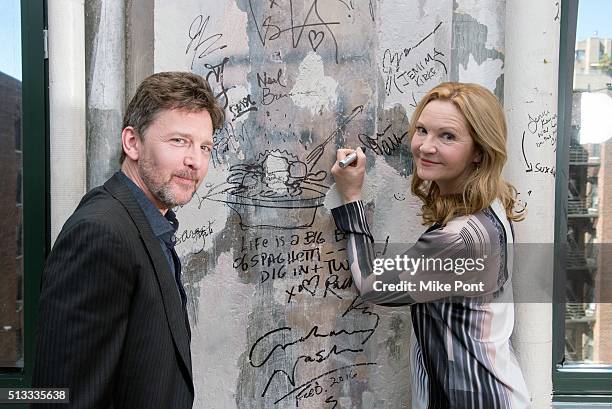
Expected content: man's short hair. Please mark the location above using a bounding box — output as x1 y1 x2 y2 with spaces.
120 71 225 164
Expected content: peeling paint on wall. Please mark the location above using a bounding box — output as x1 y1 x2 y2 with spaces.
86 0 125 188
451 0 505 97
459 54 504 91
290 52 339 115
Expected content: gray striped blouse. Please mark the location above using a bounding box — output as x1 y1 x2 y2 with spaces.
331 200 531 409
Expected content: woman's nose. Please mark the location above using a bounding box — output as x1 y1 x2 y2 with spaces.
419 136 437 154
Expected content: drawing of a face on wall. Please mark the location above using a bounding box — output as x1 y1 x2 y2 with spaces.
206 149 328 230
261 153 303 195
202 106 364 230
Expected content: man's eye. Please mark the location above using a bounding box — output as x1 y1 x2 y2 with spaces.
172 138 187 145
201 145 212 153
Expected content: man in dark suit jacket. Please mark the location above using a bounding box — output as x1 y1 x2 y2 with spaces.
33 72 225 408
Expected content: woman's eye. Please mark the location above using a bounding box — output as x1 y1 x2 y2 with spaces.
416 127 427 135
441 133 455 141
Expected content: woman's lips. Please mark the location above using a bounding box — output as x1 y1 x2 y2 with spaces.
419 158 440 166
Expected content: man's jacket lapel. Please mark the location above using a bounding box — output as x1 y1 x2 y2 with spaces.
103 174 193 381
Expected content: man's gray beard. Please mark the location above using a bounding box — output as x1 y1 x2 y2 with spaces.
139 165 193 209
152 182 180 209
150 178 198 209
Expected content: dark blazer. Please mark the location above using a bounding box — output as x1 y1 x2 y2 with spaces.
33 173 193 409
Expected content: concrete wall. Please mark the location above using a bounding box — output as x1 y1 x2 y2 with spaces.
48 0 87 242
503 1 560 407
85 0 125 189
75 0 561 407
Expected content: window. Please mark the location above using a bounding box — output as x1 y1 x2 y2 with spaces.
0 0 47 392
15 118 21 151
554 0 612 401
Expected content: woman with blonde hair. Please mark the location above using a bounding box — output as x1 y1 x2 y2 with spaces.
331 82 530 408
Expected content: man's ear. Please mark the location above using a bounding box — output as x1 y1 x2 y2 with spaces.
121 126 140 161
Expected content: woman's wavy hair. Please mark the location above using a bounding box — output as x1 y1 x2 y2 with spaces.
409 82 523 226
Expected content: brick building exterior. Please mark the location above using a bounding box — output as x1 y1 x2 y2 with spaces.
0 71 23 367
594 138 612 363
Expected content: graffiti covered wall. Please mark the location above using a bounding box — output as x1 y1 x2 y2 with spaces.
149 0 508 407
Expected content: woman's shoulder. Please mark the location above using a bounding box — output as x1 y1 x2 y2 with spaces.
425 199 511 245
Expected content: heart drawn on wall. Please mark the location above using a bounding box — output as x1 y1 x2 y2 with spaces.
308 30 325 51
298 275 320 296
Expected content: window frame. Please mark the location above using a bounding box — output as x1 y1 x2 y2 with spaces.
0 0 48 394
553 0 612 402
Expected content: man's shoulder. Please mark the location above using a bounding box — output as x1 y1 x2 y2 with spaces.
62 182 135 235
77 186 124 218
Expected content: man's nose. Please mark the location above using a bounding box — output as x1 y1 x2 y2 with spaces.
184 146 203 169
